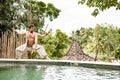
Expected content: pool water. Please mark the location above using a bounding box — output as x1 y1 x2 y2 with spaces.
0 63 120 80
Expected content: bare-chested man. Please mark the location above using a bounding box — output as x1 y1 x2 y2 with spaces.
15 24 51 59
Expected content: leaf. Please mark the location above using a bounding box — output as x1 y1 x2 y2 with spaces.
91 8 99 17
78 0 86 4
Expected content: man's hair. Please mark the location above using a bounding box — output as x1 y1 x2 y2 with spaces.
29 24 35 28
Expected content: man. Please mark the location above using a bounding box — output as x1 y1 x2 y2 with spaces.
15 24 51 59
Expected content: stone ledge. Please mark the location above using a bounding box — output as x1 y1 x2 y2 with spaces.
0 59 120 70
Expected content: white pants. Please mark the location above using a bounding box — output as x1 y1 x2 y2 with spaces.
16 44 47 59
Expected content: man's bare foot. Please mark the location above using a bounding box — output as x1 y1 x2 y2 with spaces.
15 57 19 59
45 56 50 60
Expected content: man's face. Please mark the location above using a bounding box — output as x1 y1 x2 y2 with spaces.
29 27 34 32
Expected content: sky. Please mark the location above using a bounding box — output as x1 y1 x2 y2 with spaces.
41 0 120 35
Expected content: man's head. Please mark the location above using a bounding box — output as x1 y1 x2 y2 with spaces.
28 24 35 33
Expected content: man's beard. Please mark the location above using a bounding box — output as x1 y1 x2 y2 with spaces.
30 31 33 33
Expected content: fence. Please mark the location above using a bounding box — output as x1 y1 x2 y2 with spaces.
0 31 28 59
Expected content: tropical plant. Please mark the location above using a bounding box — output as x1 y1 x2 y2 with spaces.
0 0 20 32
71 24 120 61
38 29 72 59
78 0 120 16
113 45 120 59
71 27 93 48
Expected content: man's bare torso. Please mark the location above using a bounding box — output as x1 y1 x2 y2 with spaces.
27 32 35 47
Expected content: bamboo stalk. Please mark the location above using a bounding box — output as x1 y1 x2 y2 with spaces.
6 32 9 58
0 32 2 57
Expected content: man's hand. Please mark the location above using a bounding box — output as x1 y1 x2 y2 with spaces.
38 29 52 37
47 28 52 35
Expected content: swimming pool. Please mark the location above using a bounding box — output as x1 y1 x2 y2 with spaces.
0 59 120 80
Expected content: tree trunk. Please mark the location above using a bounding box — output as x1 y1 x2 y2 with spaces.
1 32 3 58
6 32 9 58
0 32 2 57
2 32 5 58
27 3 32 26
94 50 98 61
94 44 100 61
12 35 15 58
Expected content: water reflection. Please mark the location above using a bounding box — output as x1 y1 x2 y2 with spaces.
0 64 119 80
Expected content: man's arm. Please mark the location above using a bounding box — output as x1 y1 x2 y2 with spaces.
38 29 52 37
14 29 26 35
37 32 50 37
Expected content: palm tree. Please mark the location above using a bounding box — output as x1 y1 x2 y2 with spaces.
92 24 116 61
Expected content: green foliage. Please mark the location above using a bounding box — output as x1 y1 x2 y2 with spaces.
52 30 71 58
113 45 120 59
46 3 60 21
71 27 93 47
28 51 40 59
71 24 120 61
38 29 72 59
0 0 61 33
0 0 20 32
22 0 61 32
78 0 120 16
91 24 120 60
98 54 111 62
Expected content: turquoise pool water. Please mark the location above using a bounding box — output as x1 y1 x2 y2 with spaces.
0 63 120 80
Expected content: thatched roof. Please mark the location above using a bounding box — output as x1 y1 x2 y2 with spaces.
61 40 95 61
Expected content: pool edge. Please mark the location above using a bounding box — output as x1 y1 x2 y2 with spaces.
0 59 120 70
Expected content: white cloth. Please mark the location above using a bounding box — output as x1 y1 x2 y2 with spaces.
15 31 47 59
